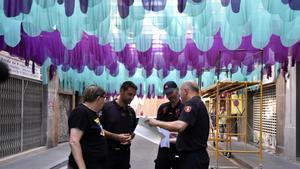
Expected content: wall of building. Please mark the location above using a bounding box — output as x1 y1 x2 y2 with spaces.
57 93 72 143
0 51 45 158
276 72 286 154
296 62 300 159
284 57 297 161
46 71 60 148
130 97 168 117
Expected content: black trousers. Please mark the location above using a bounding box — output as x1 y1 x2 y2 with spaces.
155 144 180 169
68 153 108 169
106 148 131 169
178 149 209 169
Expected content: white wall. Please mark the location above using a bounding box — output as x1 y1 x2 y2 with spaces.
284 57 297 161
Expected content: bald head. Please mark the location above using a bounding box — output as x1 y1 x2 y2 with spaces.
181 81 199 94
180 81 199 102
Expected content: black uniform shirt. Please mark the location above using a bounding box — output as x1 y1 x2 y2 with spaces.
157 100 183 122
157 100 183 150
176 96 209 152
100 100 138 148
68 104 107 169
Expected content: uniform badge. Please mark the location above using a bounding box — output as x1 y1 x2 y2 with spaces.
94 117 105 136
94 117 100 124
184 106 192 113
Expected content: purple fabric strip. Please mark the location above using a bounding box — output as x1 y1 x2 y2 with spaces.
3 0 32 17
0 30 299 77
2 0 300 19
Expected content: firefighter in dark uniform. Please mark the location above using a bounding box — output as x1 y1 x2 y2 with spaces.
100 81 138 169
155 81 184 169
146 81 210 169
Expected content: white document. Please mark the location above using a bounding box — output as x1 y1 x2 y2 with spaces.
134 117 164 145
158 128 170 148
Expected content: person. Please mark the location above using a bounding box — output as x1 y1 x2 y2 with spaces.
209 108 216 147
68 85 107 169
219 106 227 141
155 81 183 169
210 108 216 128
100 81 138 169
146 81 210 169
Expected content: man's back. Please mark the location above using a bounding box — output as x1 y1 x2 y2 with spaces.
176 96 209 152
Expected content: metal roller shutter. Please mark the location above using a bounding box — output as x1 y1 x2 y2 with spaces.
253 85 276 149
0 77 43 158
0 78 22 158
23 80 43 151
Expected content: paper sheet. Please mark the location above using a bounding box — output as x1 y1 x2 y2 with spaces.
158 128 170 148
134 117 164 145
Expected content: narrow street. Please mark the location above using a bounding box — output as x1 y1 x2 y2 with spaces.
2 0 300 168
51 135 245 169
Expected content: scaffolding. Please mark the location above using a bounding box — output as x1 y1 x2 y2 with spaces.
201 81 263 168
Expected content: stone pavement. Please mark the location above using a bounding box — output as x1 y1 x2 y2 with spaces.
0 135 242 169
1 134 299 169
0 143 69 169
216 141 300 169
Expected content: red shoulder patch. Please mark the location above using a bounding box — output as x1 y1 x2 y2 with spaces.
184 106 192 113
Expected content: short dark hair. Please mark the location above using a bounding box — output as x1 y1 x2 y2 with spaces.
120 81 137 91
83 85 106 102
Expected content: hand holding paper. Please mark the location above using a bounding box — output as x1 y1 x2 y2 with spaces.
134 117 164 145
144 117 158 127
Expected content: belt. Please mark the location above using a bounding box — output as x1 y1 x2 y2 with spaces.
108 142 130 150
110 146 130 151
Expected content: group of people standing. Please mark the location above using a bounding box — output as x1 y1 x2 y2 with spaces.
67 80 210 169
68 81 138 169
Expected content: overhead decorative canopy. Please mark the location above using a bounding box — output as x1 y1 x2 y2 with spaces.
1 0 300 96
2 0 300 18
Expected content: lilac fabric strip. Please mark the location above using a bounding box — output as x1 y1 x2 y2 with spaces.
0 30 299 77
2 0 300 19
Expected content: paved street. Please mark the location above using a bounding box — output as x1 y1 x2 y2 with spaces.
2 133 300 169
52 135 244 169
